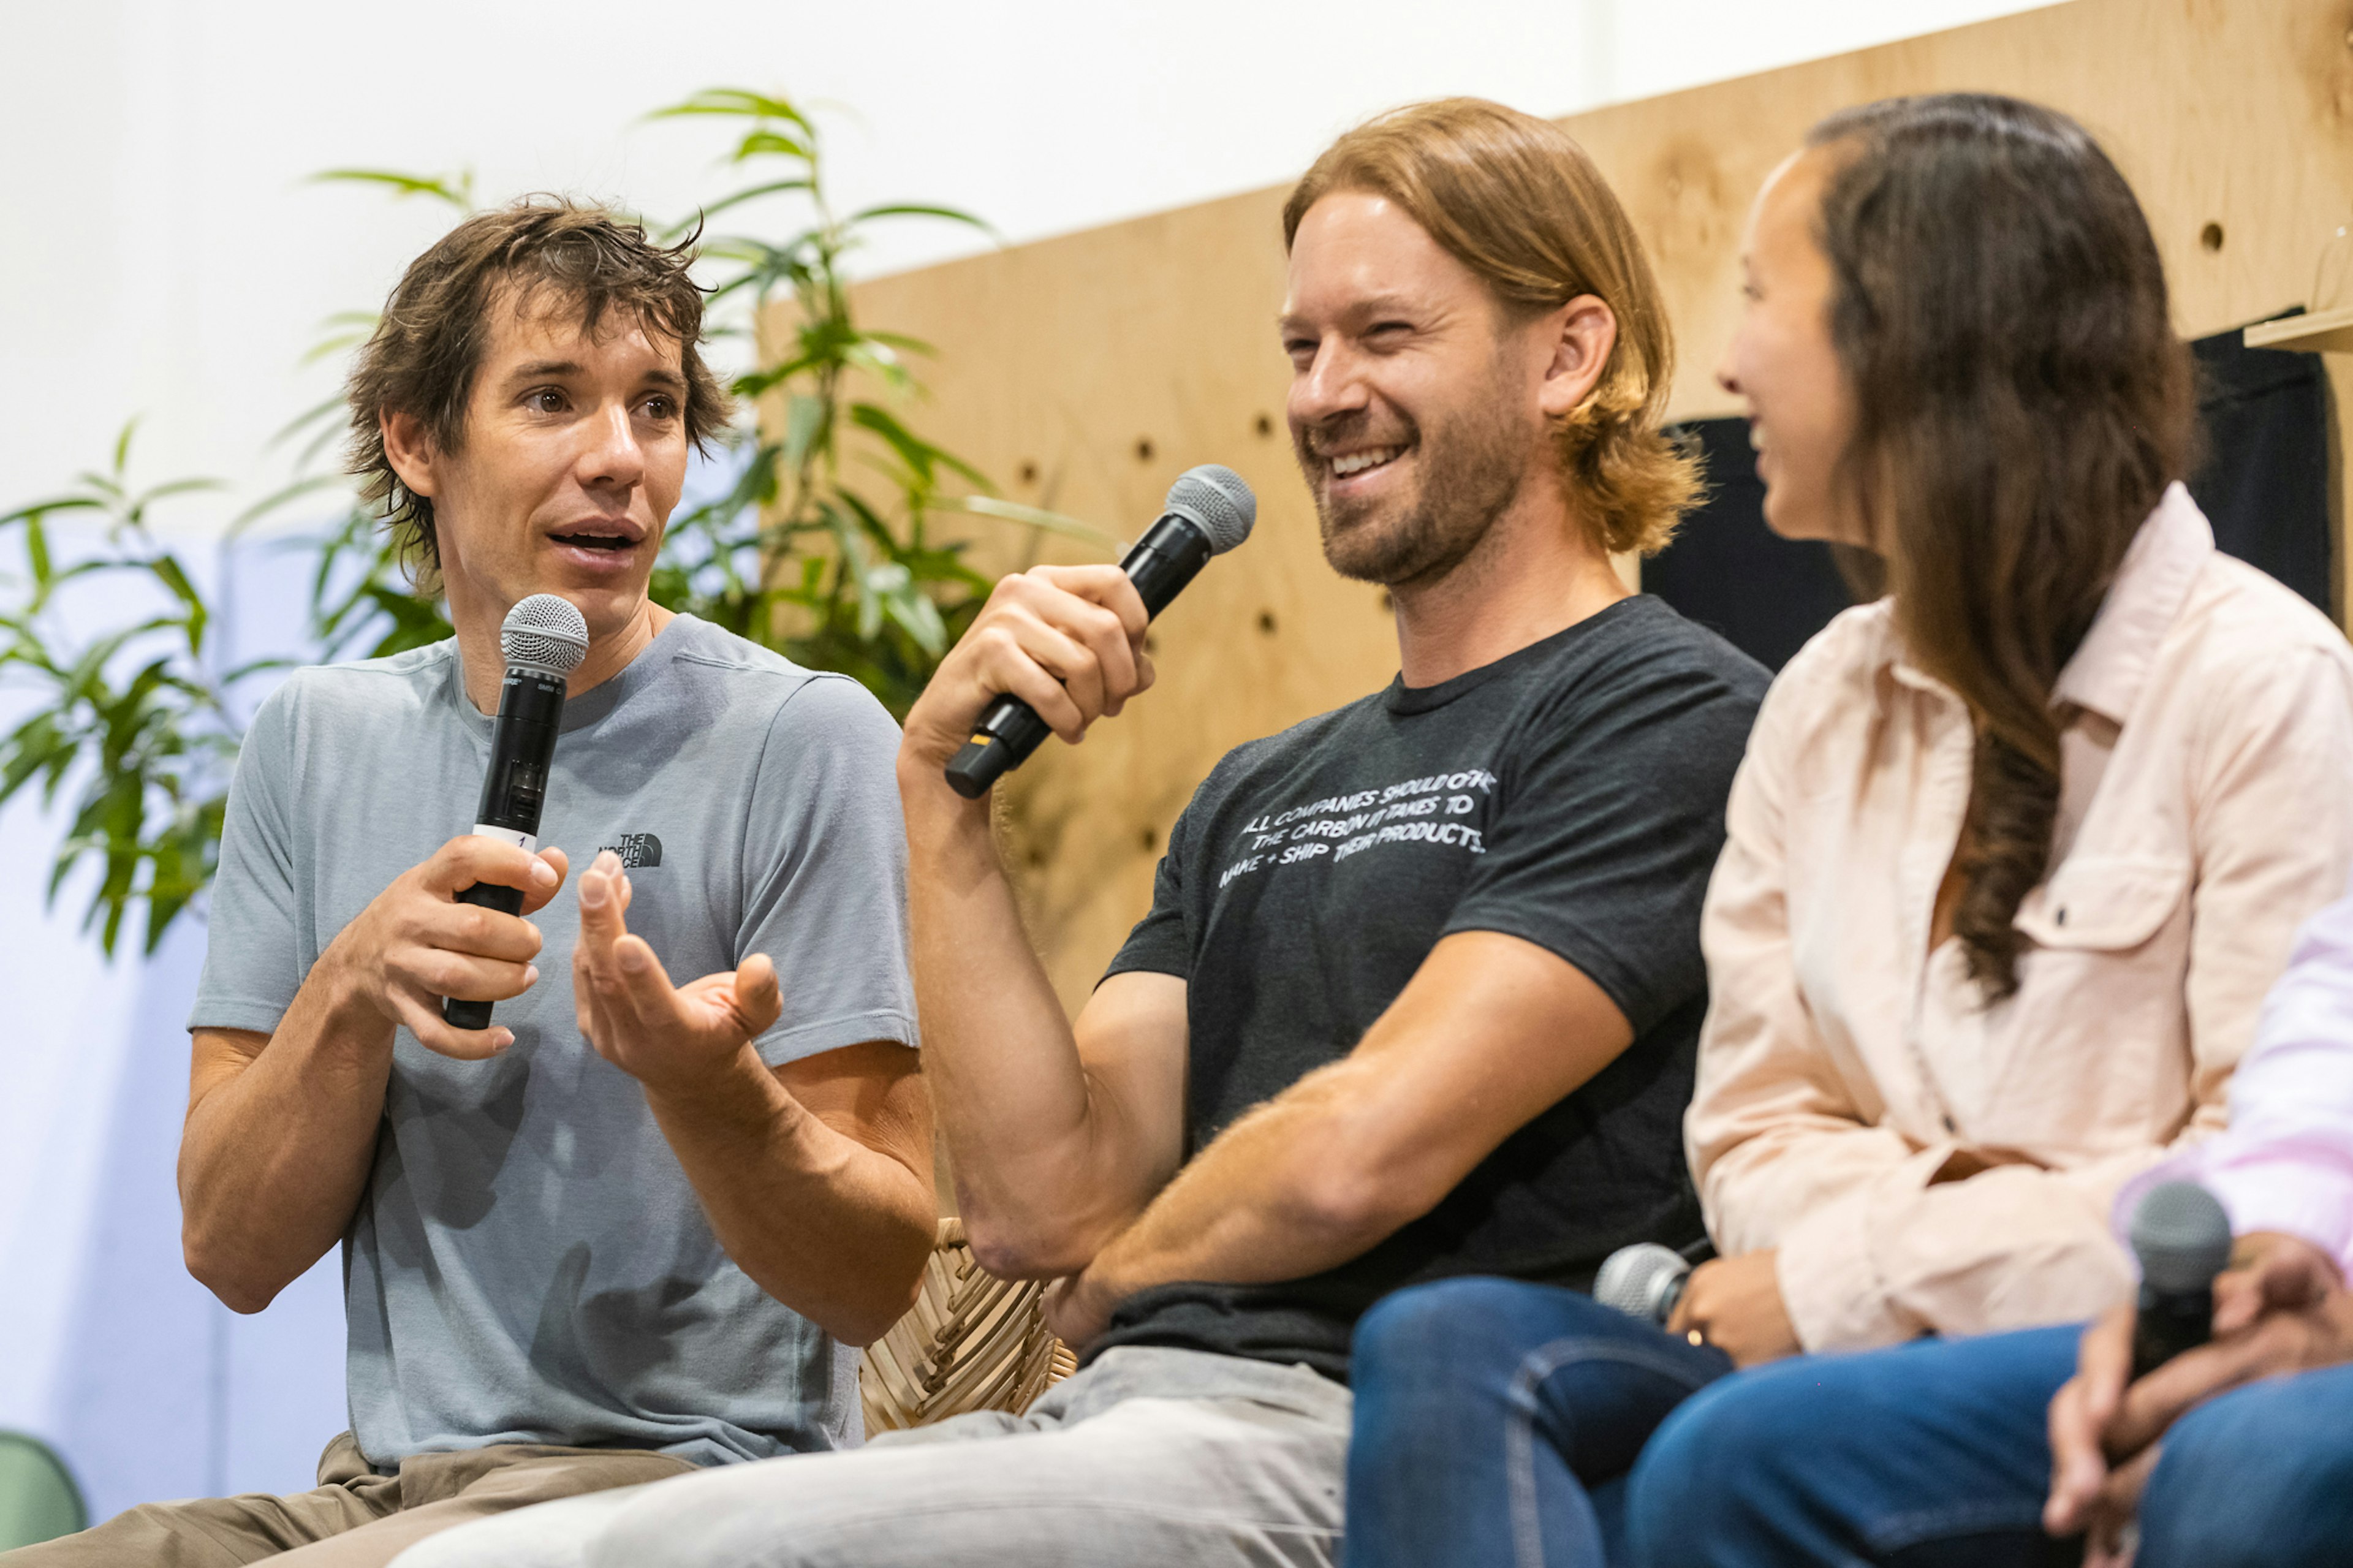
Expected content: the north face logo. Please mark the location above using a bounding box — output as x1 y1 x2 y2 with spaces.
599 832 664 869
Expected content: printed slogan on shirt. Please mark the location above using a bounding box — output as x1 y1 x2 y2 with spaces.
1220 767 1499 889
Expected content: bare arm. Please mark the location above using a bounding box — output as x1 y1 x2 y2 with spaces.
571 853 936 1346
1046 930 1635 1344
895 563 1190 1281
179 838 568 1312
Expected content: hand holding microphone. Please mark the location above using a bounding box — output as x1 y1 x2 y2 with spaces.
443 596 591 1031
907 466 1257 799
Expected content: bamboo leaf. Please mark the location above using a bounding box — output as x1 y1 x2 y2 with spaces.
311 168 474 209
934 494 1124 551
230 473 349 535
846 203 995 236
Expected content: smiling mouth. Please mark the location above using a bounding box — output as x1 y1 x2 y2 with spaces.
1327 444 1405 480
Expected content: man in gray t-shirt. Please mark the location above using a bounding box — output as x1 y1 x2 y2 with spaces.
2 203 934 1568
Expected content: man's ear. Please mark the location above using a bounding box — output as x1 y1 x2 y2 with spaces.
381 409 438 499
1536 295 1619 421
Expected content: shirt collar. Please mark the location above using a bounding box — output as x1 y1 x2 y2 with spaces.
2051 483 2213 725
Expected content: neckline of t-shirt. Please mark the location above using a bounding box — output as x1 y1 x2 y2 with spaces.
1382 595 1653 716
444 612 698 740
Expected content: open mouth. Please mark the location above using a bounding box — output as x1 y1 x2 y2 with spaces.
1327 444 1405 482
548 528 638 553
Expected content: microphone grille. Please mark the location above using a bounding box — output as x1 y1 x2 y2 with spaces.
501 594 591 676
2130 1180 2234 1293
1164 464 1257 555
1594 1242 1692 1326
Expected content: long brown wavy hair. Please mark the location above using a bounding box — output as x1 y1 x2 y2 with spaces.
1808 95 2196 998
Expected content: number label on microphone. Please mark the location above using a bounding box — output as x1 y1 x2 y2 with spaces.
472 822 540 854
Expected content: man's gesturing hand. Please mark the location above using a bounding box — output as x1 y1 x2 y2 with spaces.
573 849 783 1094
898 564 1154 781
330 835 567 1061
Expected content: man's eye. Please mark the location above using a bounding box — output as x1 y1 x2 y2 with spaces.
643 395 677 420
528 389 566 414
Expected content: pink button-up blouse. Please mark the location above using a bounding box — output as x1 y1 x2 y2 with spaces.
1688 485 2353 1352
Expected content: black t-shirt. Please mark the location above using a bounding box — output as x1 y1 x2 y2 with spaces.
1094 594 1769 1381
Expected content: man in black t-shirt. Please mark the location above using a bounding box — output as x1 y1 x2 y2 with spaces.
442 97 1767 1568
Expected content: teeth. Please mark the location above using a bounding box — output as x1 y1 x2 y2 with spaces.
1330 446 1401 477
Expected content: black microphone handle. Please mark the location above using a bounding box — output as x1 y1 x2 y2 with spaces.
944 513 1213 799
2131 1281 2215 1379
443 667 566 1031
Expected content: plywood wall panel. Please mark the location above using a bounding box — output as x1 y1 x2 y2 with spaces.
805 0 2353 1011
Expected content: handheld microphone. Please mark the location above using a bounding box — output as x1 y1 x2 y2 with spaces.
2128 1180 2234 1379
944 464 1256 799
1595 1242 1695 1327
442 594 590 1031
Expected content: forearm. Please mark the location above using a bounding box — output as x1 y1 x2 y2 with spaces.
1083 1058 1415 1304
178 947 392 1312
645 1044 935 1346
901 779 1140 1262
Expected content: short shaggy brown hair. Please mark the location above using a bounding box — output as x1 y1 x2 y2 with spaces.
1284 99 1697 556
344 198 733 580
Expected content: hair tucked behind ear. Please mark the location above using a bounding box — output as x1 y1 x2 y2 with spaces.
1286 98 1699 556
1807 94 2194 998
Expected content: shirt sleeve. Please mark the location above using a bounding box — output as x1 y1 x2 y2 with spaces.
1696 643 2353 1352
738 675 920 1067
1104 790 1196 983
189 678 306 1035
1442 648 1763 1034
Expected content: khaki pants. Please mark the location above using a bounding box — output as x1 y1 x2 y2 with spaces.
0 1433 694 1568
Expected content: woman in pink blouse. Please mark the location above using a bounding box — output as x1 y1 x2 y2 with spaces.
1618 94 2353 1567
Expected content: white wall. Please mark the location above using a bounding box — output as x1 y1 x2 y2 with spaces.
0 0 2055 1517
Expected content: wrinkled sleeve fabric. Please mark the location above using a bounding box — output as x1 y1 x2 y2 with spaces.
1692 643 2353 1352
1684 656 1927 1347
189 676 306 1036
1105 787 1198 984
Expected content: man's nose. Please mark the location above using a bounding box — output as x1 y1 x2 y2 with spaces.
1290 339 1371 431
580 403 646 488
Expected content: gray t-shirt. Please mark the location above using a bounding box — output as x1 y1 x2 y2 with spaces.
191 613 917 1469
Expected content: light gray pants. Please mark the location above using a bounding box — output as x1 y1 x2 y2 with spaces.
389 1347 1349 1568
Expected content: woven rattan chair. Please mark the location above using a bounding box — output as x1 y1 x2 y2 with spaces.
860 1218 1078 1434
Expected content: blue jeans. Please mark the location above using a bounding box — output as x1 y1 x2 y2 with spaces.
2136 1358 2353 1568
1624 1325 2080 1567
1626 1325 2353 1567
1345 1278 1732 1568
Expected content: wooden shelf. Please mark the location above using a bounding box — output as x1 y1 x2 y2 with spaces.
2245 306 2353 354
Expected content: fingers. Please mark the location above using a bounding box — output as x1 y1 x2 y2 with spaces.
1666 1260 1715 1336
2047 1308 2132 1532
391 989 512 1061
734 953 783 1037
977 569 1154 737
415 952 542 1003
2046 1377 2109 1532
1028 563 1151 648
577 850 629 942
2108 1305 2316 1456
423 835 563 900
518 847 570 917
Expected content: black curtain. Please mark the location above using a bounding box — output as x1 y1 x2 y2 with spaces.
1647 314 2335 670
